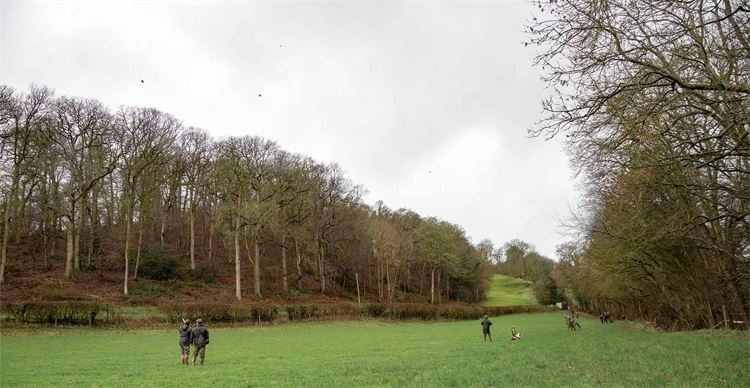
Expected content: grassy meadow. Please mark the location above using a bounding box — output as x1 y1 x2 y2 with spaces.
2 312 748 387
483 274 536 307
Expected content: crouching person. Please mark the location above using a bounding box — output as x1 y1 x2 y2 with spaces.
191 318 210 366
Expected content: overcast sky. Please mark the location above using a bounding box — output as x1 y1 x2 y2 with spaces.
1 1 579 259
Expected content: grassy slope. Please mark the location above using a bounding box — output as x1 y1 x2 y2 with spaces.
2 313 748 387
483 274 537 306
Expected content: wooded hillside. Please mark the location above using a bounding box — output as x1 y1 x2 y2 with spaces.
0 86 492 303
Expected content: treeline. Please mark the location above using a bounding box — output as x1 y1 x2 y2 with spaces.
529 1 749 329
0 84 492 303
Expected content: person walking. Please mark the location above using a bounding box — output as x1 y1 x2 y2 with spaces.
481 315 493 342
191 318 210 366
178 319 192 365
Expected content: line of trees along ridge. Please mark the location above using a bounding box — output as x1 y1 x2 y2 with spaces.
0 84 493 303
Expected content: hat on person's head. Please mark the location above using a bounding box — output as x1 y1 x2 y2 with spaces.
196 318 203 324
484 315 488 319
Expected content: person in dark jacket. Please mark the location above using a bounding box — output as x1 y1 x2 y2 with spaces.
178 319 192 365
481 315 493 342
191 318 210 366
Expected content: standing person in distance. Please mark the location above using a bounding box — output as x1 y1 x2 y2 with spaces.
481 314 493 342
191 318 210 366
178 318 192 365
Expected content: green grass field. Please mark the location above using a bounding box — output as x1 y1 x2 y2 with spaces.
2 313 747 387
483 274 537 306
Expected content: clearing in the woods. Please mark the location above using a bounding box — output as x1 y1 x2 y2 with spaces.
483 274 537 307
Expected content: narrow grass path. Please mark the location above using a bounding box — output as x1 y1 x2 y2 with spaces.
483 274 537 306
2 313 747 387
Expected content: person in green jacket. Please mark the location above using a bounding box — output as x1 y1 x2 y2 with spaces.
191 319 210 366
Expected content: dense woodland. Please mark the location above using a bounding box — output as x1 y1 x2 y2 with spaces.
528 0 749 329
0 86 492 303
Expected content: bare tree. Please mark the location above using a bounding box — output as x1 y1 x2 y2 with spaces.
116 106 180 294
47 96 118 279
0 85 51 283
180 128 212 272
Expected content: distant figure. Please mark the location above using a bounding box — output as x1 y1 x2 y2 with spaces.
191 318 210 366
481 315 493 342
599 313 605 324
511 326 521 341
567 315 581 331
178 319 192 365
603 311 613 323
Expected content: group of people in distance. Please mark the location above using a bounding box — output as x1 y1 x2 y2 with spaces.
480 315 521 342
565 308 618 331
178 318 210 366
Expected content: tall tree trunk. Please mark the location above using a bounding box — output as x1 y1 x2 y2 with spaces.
74 199 84 271
64 195 76 279
123 195 131 295
377 254 383 301
42 171 52 270
437 269 441 304
51 207 58 259
294 236 303 289
207 216 214 265
0 174 19 283
253 227 262 298
317 235 326 293
189 188 195 271
281 233 288 292
133 217 143 280
0 210 11 284
386 258 392 304
106 174 115 227
419 262 426 296
42 215 49 270
86 199 93 267
430 267 436 304
363 243 368 297
234 211 242 301
88 184 99 267
14 179 31 245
